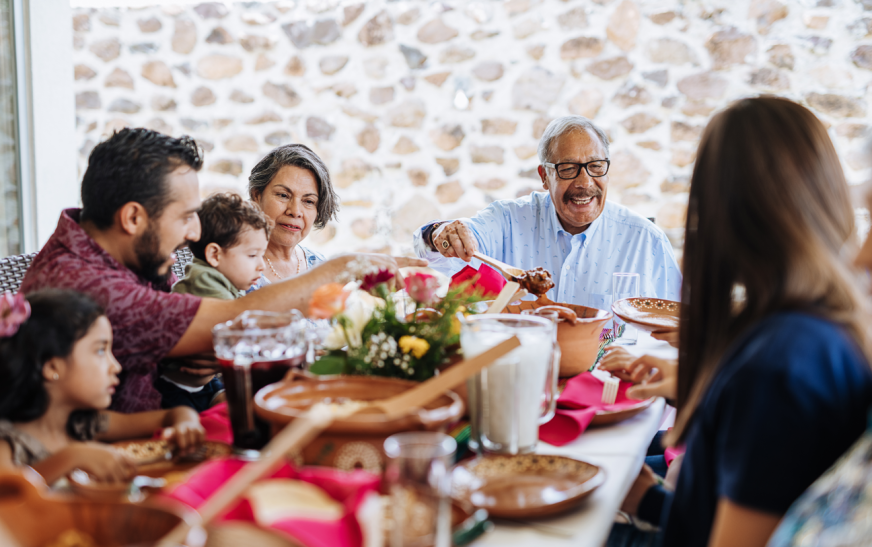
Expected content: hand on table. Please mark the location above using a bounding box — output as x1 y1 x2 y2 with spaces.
432 220 478 262
599 348 678 401
652 330 679 348
68 443 136 483
177 353 222 377
162 407 206 456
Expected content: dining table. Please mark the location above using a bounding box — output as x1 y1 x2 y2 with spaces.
470 330 677 547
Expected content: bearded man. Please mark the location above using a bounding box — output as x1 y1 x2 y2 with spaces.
413 116 681 309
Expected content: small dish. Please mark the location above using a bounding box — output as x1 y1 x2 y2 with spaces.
451 454 605 519
611 298 680 333
590 397 655 426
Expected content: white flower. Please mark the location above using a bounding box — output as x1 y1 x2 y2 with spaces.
321 290 382 350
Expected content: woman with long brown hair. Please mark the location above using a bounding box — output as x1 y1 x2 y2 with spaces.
639 97 872 547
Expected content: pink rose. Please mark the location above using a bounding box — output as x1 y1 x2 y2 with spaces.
405 273 439 305
0 292 30 337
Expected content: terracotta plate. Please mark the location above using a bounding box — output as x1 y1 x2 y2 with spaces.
451 454 605 519
611 298 680 333
590 397 656 426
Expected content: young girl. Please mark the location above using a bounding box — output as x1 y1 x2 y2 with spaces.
0 289 205 485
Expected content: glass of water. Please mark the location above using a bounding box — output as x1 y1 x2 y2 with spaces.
612 273 640 346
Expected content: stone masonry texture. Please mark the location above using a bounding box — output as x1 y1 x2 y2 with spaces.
72 0 872 258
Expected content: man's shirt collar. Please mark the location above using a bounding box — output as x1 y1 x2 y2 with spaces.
545 193 607 242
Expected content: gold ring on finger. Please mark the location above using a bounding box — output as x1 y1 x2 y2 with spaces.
441 240 450 249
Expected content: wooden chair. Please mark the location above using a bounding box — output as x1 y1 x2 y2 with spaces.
0 248 195 294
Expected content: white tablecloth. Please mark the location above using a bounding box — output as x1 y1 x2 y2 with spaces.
471 331 677 547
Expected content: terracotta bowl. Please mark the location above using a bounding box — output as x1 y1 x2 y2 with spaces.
503 298 613 377
0 471 201 547
255 374 464 472
611 297 680 333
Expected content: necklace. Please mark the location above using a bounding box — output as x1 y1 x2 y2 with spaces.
265 247 303 280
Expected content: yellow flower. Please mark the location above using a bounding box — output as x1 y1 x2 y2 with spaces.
399 336 430 359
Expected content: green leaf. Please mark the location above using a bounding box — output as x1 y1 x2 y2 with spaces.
309 354 347 375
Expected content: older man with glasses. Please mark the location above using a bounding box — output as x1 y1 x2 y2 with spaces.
413 115 682 309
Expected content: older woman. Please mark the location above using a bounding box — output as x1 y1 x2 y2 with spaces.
249 144 338 286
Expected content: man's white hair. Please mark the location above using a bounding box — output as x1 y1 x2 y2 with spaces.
537 116 610 164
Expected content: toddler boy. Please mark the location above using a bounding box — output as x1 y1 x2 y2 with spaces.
156 193 271 411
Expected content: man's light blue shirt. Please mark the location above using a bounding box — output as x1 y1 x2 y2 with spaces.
413 192 682 310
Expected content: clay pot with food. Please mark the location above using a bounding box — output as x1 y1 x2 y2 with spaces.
255 374 464 473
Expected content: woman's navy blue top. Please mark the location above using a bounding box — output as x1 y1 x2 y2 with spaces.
662 312 872 547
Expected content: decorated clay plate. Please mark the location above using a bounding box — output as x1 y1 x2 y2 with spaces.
611 298 680 333
451 454 605 519
69 440 233 500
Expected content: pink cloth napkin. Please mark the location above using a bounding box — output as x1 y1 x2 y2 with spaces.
663 438 685 466
449 264 507 297
539 372 646 446
161 459 380 547
198 402 233 445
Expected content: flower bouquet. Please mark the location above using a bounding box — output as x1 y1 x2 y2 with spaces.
307 264 485 381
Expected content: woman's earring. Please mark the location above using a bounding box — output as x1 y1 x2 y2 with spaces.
52 373 59 381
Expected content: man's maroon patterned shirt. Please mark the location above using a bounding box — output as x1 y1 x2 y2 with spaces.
20 209 201 412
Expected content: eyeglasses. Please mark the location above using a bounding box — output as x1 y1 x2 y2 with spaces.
543 160 610 179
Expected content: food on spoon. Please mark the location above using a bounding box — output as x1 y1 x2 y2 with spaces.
514 267 555 296
535 305 578 325
310 398 369 418
247 479 344 523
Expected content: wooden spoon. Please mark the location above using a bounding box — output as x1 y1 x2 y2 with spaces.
473 251 525 281
156 408 334 547
370 335 520 419
486 282 521 315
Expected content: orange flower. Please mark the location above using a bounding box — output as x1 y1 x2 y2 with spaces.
308 283 351 319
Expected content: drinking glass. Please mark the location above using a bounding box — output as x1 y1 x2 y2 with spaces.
521 309 561 423
213 310 307 456
612 273 640 346
384 432 456 547
461 314 557 455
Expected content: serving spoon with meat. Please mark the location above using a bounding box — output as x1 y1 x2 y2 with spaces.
472 252 555 297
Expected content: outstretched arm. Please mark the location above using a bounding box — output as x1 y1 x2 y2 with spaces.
169 253 427 356
97 407 204 453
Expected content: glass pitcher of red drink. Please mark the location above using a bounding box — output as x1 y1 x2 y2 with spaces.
213 310 307 456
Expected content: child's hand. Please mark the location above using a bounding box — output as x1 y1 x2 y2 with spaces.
624 355 678 401
651 330 679 348
162 407 205 455
598 346 636 381
69 443 136 483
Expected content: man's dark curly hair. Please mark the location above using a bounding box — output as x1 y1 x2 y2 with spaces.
81 128 203 229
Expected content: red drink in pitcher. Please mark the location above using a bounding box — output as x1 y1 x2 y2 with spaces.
212 310 308 455
219 355 305 451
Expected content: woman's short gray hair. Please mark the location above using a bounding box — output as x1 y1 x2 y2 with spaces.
537 116 610 163
248 144 339 230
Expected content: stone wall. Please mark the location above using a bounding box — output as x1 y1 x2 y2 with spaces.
71 0 872 259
